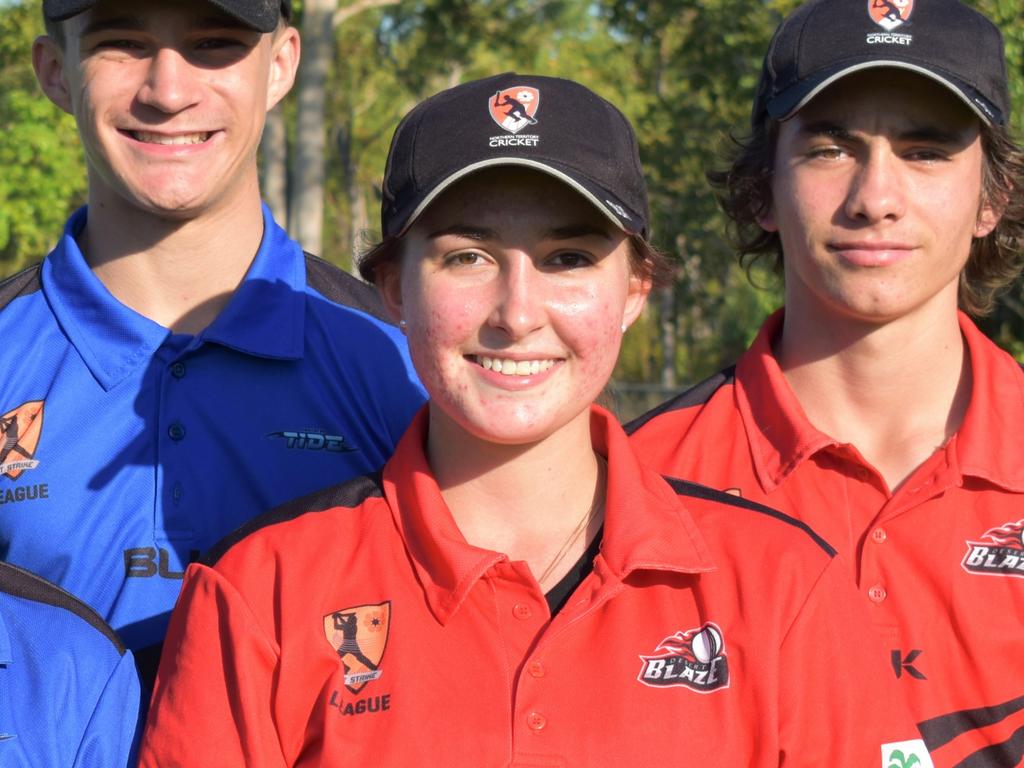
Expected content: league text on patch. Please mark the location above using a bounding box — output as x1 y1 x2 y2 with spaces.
0 483 48 505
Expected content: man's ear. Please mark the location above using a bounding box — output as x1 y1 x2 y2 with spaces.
33 35 73 115
266 26 300 111
974 196 1002 239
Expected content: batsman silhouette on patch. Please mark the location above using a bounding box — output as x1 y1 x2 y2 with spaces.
493 91 538 126
332 611 379 672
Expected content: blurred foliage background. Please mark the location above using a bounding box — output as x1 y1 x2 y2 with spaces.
1 0 1022 417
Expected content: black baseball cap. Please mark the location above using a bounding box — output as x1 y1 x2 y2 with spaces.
43 0 292 33
756 0 1010 126
381 73 649 239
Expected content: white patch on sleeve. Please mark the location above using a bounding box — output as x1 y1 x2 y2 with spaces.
881 739 934 768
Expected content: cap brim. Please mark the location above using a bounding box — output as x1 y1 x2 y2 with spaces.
394 158 646 238
767 60 1003 126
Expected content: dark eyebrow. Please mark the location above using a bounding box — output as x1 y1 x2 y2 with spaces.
799 121 857 142
426 225 495 241
543 224 613 241
898 126 972 145
800 120 970 146
79 16 145 37
79 14 250 37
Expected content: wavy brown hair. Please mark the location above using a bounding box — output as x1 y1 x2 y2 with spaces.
708 115 1024 316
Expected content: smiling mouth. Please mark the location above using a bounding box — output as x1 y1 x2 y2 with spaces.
128 130 212 145
472 355 557 377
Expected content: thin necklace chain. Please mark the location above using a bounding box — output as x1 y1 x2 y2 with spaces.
536 456 607 589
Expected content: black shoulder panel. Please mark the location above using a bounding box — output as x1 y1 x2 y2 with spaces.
664 475 836 557
0 264 42 311
624 365 737 434
204 472 385 566
0 561 126 655
304 252 392 322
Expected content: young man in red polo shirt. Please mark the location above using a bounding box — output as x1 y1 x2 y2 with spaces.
629 0 1024 765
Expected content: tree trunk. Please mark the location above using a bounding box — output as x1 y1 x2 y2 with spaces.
260 104 288 224
289 0 335 255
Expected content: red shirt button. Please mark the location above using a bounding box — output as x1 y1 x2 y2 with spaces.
867 584 887 603
871 528 887 544
527 712 547 731
856 467 870 481
513 603 532 620
528 660 545 678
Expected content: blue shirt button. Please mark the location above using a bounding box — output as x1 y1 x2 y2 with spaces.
168 423 186 441
170 362 186 379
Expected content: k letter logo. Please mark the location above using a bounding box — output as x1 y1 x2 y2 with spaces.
324 602 390 694
489 87 540 134
0 401 44 480
869 0 913 31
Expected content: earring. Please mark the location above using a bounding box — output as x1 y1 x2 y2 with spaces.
399 319 407 333
620 323 627 334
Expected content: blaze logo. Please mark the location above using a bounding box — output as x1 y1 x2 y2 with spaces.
0 401 44 480
324 602 390 693
489 87 540 134
962 520 1024 578
638 622 730 693
869 0 913 31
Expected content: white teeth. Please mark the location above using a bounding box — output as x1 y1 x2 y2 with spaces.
132 131 211 145
476 356 555 377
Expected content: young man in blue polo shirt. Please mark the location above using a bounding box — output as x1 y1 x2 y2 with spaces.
0 0 425 684
0 561 140 766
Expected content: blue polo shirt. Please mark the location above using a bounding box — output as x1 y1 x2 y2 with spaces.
0 206 425 663
0 562 139 767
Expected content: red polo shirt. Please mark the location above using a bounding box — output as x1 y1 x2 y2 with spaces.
140 407 925 767
629 310 1024 767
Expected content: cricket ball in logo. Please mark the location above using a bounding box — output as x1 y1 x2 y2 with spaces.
961 520 1024 578
324 601 390 693
869 0 913 31
489 86 540 134
0 400 44 480
638 622 730 693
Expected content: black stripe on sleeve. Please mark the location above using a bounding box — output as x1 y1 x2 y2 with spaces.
919 694 1024 752
203 473 385 566
0 264 42 310
0 561 126 655
664 476 837 557
624 365 736 434
951 724 1024 768
304 252 392 322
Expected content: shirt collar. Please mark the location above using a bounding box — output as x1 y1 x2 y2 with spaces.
383 405 715 626
736 309 1024 493
735 309 836 492
42 205 306 391
955 312 1024 490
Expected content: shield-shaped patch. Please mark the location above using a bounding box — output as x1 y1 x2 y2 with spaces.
324 601 391 693
0 401 44 480
868 0 913 31
489 86 541 134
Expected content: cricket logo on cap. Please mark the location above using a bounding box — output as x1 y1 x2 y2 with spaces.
962 520 1024 578
638 622 730 693
869 0 913 31
490 86 540 134
324 601 391 693
0 401 43 480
